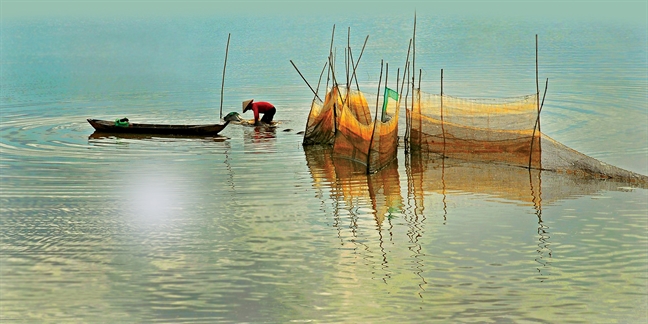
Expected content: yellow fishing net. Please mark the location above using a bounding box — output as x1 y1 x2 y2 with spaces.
303 87 340 146
409 89 541 169
304 85 400 174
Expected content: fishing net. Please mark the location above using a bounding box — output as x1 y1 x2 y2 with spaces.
332 87 400 173
408 89 541 169
303 87 340 146
304 85 400 174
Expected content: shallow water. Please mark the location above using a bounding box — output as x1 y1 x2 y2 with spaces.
1 9 647 323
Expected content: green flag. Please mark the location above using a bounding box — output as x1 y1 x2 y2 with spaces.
381 87 399 122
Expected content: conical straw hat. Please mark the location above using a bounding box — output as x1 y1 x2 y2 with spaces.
242 99 254 112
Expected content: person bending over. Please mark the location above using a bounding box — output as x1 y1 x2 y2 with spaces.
242 99 276 126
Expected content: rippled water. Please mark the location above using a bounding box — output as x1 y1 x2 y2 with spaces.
1 9 647 323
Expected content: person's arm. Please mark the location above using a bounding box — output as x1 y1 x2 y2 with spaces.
253 105 260 124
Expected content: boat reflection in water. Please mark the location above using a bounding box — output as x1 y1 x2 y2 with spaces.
89 131 229 142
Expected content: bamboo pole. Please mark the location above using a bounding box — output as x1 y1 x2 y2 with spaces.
402 38 412 152
441 69 446 156
383 63 389 122
367 59 384 173
348 48 360 91
346 27 351 93
328 53 342 134
315 61 328 99
290 60 322 101
536 34 540 134
375 60 384 119
528 35 543 170
411 13 417 147
396 68 400 95
404 63 411 152
219 33 230 120
349 35 369 92
325 25 335 91
529 78 548 169
402 62 410 152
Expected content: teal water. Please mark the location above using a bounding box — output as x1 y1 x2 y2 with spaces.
1 9 647 323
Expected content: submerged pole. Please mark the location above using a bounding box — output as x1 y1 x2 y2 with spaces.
219 33 231 120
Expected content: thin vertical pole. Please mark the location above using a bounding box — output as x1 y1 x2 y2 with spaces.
412 12 416 89
536 34 541 134
328 54 339 135
325 25 335 91
402 62 410 152
529 78 548 169
220 33 230 120
375 60 384 120
404 64 411 152
367 60 384 173
384 63 389 122
411 12 417 142
396 68 400 95
402 38 412 152
441 69 446 156
536 34 540 123
346 27 351 93
529 34 541 169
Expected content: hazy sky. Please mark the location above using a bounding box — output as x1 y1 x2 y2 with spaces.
2 1 646 25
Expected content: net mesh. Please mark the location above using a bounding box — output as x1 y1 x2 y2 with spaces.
303 87 340 146
409 89 541 169
305 85 400 174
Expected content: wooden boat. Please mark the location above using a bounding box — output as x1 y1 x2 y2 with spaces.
87 118 229 136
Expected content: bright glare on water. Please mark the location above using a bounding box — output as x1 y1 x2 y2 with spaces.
1 3 647 323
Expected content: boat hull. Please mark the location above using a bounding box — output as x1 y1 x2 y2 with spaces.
87 119 229 136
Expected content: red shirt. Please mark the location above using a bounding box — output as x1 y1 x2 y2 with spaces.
249 101 275 122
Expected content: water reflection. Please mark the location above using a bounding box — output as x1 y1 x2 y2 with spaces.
304 145 403 282
305 145 639 289
243 126 276 153
88 131 229 142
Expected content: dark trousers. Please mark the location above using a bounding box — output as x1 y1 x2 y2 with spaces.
260 107 276 123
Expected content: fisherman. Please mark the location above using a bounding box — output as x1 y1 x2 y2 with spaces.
242 99 276 126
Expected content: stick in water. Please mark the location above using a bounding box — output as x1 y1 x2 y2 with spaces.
290 60 322 101
220 33 230 120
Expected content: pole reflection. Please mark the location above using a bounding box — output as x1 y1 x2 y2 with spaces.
304 144 632 293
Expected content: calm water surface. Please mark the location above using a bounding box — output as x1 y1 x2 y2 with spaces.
1 12 647 323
